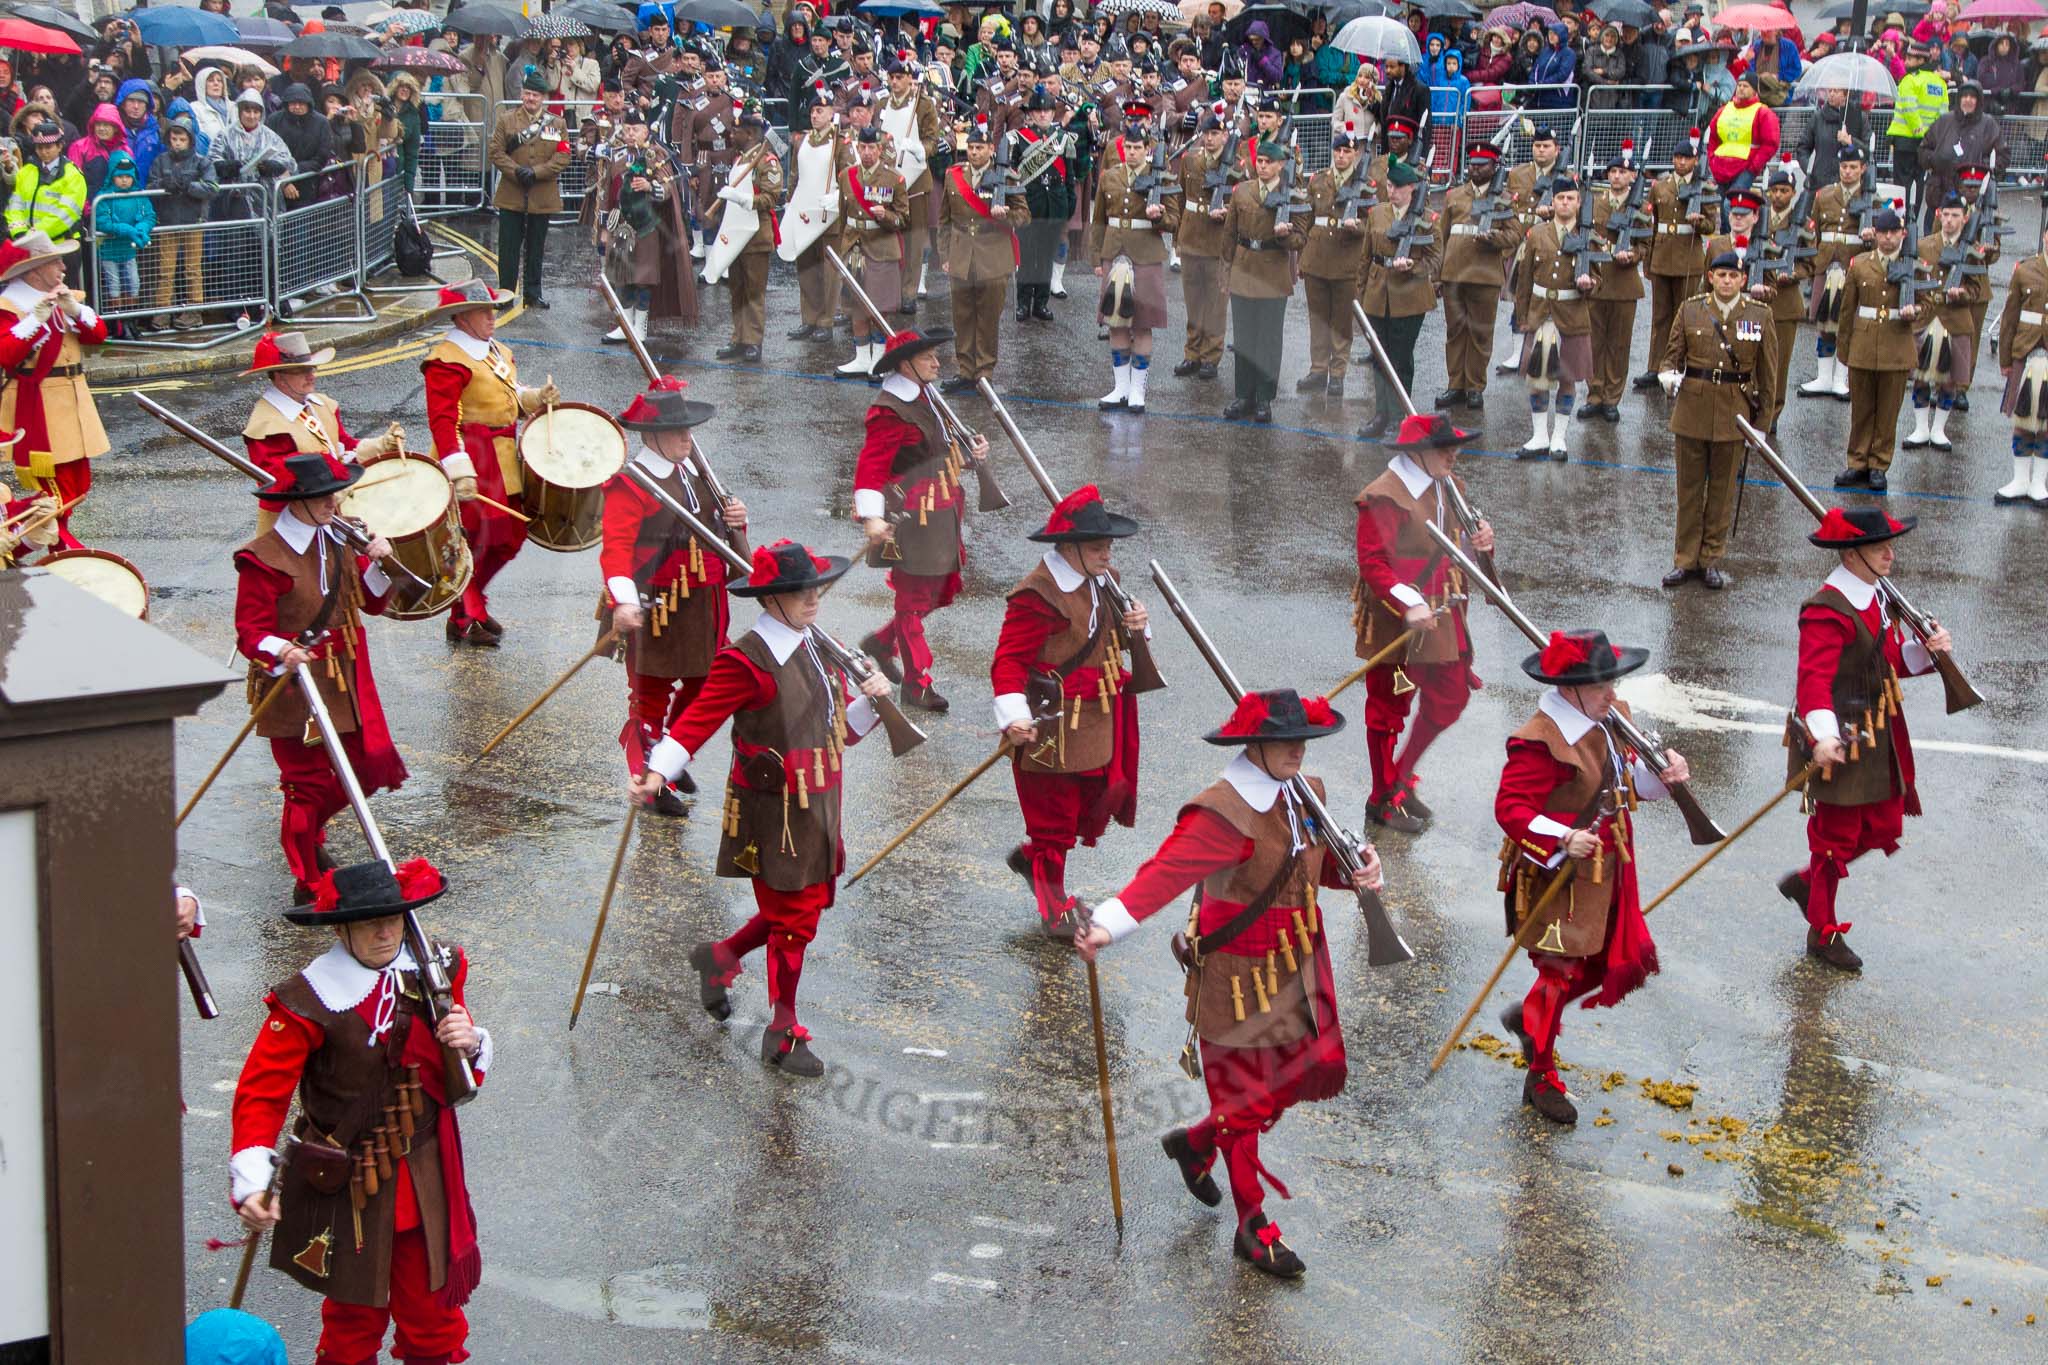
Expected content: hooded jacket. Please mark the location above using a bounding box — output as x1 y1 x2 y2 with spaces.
267 83 335 177
215 90 294 183
1238 22 1285 88
116 77 163 180
92 150 153 261
66 102 127 185
1428 48 1469 124
147 115 217 226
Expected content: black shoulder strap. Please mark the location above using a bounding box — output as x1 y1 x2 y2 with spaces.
1195 841 1303 959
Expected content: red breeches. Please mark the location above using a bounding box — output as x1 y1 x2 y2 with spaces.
1520 950 1604 1078
1797 796 1905 935
272 729 387 888
1183 1038 1313 1228
1012 766 1110 920
314 1229 469 1365
22 458 90 550
868 569 961 687
624 670 706 774
1363 658 1472 801
714 879 832 1033
454 460 526 626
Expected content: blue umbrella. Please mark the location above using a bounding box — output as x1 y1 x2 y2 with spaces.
860 0 945 14
129 7 241 46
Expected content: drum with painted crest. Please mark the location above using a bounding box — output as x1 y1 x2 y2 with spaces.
518 402 626 553
43 548 149 619
336 450 472 620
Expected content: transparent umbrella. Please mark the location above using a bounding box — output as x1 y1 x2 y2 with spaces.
1794 50 1899 98
1330 13 1421 62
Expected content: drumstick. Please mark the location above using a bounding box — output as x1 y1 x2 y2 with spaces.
5 493 84 536
545 375 555 464
471 493 531 523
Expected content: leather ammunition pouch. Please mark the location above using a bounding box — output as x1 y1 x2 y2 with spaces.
291 1136 353 1196
739 747 786 793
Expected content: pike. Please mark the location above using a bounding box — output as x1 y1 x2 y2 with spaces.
134 394 437 598
1150 560 1414 967
977 378 1168 695
473 629 620 762
596 275 751 558
228 1135 298 1309
1734 413 1983 714
568 796 639 1030
1422 519 1728 845
295 661 480 1105
1085 949 1124 1239
624 463 928 756
178 674 293 828
824 245 1011 513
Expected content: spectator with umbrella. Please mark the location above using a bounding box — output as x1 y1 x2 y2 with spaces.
1238 18 1285 88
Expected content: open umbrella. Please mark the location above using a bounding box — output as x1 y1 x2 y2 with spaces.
1100 0 1184 17
364 8 443 36
0 16 76 54
370 45 467 73
1317 0 1391 22
184 44 283 76
0 4 95 43
1406 0 1478 15
1819 0 1927 16
1594 0 1658 26
130 7 241 46
445 4 530 36
1795 50 1901 96
558 0 642 32
1484 1 1560 30
1710 4 1801 31
862 0 947 16
1331 12 1422 60
526 11 594 37
1224 3 1313 45
279 30 382 59
234 16 301 48
672 0 766 27
1959 0 2043 18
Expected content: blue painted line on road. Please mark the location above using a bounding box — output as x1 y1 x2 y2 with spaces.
517 335 1975 506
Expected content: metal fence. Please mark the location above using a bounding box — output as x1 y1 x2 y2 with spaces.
273 165 373 319
85 183 272 349
416 90 490 215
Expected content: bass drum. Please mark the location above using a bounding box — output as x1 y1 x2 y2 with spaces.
43 548 149 619
337 451 472 620
518 402 626 553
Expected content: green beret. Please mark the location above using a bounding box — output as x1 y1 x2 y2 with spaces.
1254 139 1287 161
521 65 550 94
1387 157 1422 187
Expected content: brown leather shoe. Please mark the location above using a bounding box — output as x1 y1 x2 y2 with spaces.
901 680 950 712
688 942 733 1020
1161 1127 1222 1207
1523 1069 1578 1125
1005 844 1032 881
1499 1002 1532 1064
859 632 902 684
1777 870 1809 915
1041 901 1081 939
762 1025 825 1077
1234 1213 1306 1277
1805 928 1863 972
1366 797 1427 835
1396 786 1434 821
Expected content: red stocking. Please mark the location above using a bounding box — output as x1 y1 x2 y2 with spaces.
1366 727 1399 804
1216 1127 1289 1230
765 935 806 1033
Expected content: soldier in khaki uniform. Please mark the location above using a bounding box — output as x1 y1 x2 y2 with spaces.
1089 105 1181 413
1295 129 1371 399
1496 126 1566 373
1754 167 1808 430
939 119 1030 392
1514 177 1595 459
1435 142 1521 409
1835 203 1925 493
706 104 782 362
1633 131 1713 394
1172 113 1234 382
879 56 941 306
487 68 570 309
676 63 741 259
1904 189 1997 451
1583 153 1648 422
1220 139 1300 423
1994 218 2048 504
1355 158 1438 439
1797 143 1872 399
833 126 907 379
1656 249 1779 590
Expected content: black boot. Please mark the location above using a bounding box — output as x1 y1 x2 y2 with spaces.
1806 927 1863 971
688 942 733 1020
1161 1128 1223 1206
1031 289 1054 321
762 1025 826 1077
715 341 747 359
1523 1070 1578 1124
1434 388 1465 409
1016 294 1031 322
1173 358 1201 377
1234 1213 1306 1278
902 679 950 712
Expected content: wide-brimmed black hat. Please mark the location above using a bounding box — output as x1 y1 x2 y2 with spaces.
284 856 447 926
1203 688 1347 745
619 385 716 432
1520 629 1650 686
872 327 954 377
252 451 362 501
1384 413 1476 450
1808 505 1916 549
1026 484 1140 543
730 538 851 598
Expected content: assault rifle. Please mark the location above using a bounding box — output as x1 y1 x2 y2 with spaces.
1204 125 1241 213
1562 184 1611 278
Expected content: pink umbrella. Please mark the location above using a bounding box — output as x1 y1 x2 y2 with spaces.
1958 0 2043 18
1710 4 1801 31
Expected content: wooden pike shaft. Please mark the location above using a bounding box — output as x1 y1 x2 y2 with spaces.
477 629 618 760
1427 863 1576 1076
1325 629 1418 701
569 799 639 1030
1085 957 1125 1237
177 674 292 828
846 741 1008 884
1641 765 1817 917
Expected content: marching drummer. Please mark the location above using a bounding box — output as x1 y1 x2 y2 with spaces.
242 331 405 534
601 378 748 816
0 229 109 550
421 280 560 648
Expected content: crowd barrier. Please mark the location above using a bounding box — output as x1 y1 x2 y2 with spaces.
84 182 273 349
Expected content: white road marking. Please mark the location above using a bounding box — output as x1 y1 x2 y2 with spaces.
929 1272 999 1291
902 1047 948 1058
916 1091 985 1103
968 1243 1004 1259
969 1215 1055 1237
1620 673 2048 765
184 1106 223 1119
928 1141 1001 1150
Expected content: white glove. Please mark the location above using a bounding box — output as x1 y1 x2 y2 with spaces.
452 475 479 501
718 185 746 204
1658 369 1682 398
29 295 55 325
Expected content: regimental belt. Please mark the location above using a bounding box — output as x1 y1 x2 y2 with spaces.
16 363 80 378
1684 365 1751 383
1236 236 1283 251
1656 223 1695 235
1107 217 1156 230
1821 230 1861 244
1448 223 1484 236
1533 284 1580 300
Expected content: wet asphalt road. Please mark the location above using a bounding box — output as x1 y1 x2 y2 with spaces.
120 206 2048 1362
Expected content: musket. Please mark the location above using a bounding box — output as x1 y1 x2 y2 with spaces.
1149 560 1413 967
977 379 1167 695
823 245 1011 513
135 394 435 597
294 661 478 1104
1734 414 1984 714
623 462 929 754
180 936 219 1020
596 275 751 557
1421 520 1729 846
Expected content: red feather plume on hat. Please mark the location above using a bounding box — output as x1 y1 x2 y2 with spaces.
1217 692 1272 737
1042 483 1104 535
1300 696 1337 726
651 374 687 392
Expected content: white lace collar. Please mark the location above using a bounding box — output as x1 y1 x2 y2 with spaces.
273 504 318 554
441 325 494 360
301 939 419 1014
1825 562 1879 611
1388 452 1432 499
880 372 921 402
751 609 806 665
1222 750 1283 811
1539 687 1597 745
261 384 308 420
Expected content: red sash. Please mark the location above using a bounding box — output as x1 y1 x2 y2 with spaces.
948 164 1020 266
844 164 882 223
5 311 63 472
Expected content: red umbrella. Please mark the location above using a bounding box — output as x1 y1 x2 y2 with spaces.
1709 4 1800 30
0 17 79 55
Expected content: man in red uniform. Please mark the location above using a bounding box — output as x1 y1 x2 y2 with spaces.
0 230 107 549
234 453 407 902
629 540 894 1077
1494 629 1688 1125
1353 414 1492 834
991 485 1150 935
1778 507 1952 972
420 280 561 646
1075 689 1382 1277
242 330 405 533
852 328 987 712
600 379 747 817
230 857 489 1365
